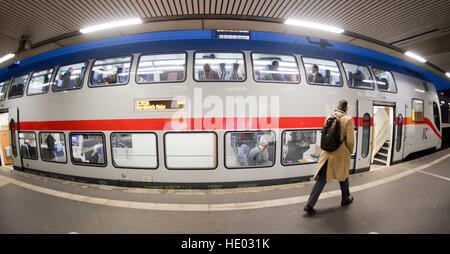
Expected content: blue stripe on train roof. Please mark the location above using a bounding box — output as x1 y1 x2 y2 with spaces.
1 29 449 90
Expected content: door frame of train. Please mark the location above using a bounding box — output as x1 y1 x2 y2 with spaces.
0 108 9 167
8 107 23 170
355 99 373 172
372 102 396 167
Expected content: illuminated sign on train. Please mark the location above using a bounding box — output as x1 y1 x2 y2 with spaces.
135 99 185 111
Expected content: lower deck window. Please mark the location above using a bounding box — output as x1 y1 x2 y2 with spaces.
19 132 38 160
70 133 106 166
112 133 157 169
39 132 67 163
165 132 217 169
225 131 275 168
282 130 321 165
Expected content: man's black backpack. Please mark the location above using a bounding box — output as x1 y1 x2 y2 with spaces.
320 115 343 152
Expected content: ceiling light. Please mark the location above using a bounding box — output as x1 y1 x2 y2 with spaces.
445 72 450 78
284 19 345 34
0 53 15 64
80 18 142 34
404 51 427 63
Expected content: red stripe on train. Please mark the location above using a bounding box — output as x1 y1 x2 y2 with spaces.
15 116 441 139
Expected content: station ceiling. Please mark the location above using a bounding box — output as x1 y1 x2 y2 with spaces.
1 0 450 75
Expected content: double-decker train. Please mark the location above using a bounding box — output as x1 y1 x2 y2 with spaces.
0 30 442 188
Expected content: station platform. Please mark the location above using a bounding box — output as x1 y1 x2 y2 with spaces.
0 148 449 234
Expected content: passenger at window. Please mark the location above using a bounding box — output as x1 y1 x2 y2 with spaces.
44 69 51 84
307 64 324 83
76 67 85 87
202 63 219 80
45 134 56 160
61 67 73 89
270 60 285 81
283 132 310 163
218 63 228 80
248 137 270 166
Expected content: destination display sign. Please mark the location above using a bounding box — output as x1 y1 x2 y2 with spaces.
135 99 185 111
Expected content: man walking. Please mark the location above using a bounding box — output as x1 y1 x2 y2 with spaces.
304 99 355 215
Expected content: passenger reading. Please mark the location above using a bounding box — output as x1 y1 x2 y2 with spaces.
135 99 185 111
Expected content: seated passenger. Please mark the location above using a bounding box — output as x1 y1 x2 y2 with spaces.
307 64 324 83
270 60 285 81
61 67 73 89
218 63 228 80
248 137 270 166
202 63 219 80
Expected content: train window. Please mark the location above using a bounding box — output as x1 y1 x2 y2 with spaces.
137 53 186 84
282 130 321 165
53 62 87 92
433 102 440 130
90 56 132 87
194 52 246 81
412 99 424 122
70 133 106 166
396 114 403 153
39 132 67 163
8 74 29 98
164 132 217 169
225 131 276 168
342 62 374 89
27 68 54 95
0 79 11 101
111 133 158 169
9 119 17 157
373 68 397 93
252 53 299 83
19 132 38 160
361 113 371 158
303 57 342 86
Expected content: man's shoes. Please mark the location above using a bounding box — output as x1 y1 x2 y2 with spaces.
341 196 354 206
303 205 316 215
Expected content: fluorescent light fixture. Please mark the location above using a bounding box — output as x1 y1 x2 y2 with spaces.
404 51 427 63
445 72 450 78
80 18 142 34
284 19 345 34
0 53 15 64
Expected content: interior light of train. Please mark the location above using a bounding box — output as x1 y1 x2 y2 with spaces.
0 53 15 63
405 51 427 63
80 18 142 34
284 19 345 34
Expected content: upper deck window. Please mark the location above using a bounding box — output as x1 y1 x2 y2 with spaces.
0 79 11 101
137 53 186 84
252 53 299 83
194 52 246 81
342 62 374 89
303 57 342 86
53 62 87 92
90 56 132 87
8 73 29 98
373 68 397 93
28 68 54 95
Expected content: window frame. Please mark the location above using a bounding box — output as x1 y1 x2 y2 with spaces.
0 78 11 101
361 113 371 158
193 50 247 83
224 130 277 170
88 55 133 88
110 132 159 170
52 61 89 92
39 132 68 164
8 73 30 99
26 67 55 96
251 51 301 84
341 61 376 90
163 131 218 170
301 56 343 87
69 132 107 167
136 51 187 85
372 67 398 94
411 98 424 122
280 129 322 166
19 131 39 160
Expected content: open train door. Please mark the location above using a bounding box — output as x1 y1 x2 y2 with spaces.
8 106 22 170
355 99 373 172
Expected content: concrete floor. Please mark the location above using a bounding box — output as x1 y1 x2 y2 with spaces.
0 148 449 234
